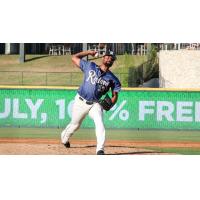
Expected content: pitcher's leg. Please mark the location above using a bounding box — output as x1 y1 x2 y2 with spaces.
61 96 90 144
89 103 105 153
61 121 82 144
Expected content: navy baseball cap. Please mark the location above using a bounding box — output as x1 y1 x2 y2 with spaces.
103 50 117 61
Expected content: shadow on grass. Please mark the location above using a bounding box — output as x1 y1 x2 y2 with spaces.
128 65 143 87
128 61 159 87
25 55 49 62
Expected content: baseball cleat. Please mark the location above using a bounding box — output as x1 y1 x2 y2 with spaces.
97 150 105 155
64 141 70 148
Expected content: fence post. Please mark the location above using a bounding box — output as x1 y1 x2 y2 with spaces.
21 72 23 85
82 43 88 60
70 72 72 85
19 43 25 63
46 72 47 86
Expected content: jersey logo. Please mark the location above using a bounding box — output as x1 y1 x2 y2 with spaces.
86 70 109 87
86 70 96 84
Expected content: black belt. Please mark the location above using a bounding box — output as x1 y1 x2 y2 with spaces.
79 96 94 105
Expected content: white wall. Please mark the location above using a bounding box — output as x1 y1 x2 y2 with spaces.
159 50 200 88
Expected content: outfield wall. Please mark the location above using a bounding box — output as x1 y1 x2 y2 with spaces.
1 86 200 130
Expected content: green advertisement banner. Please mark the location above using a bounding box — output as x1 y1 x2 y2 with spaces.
1 88 200 129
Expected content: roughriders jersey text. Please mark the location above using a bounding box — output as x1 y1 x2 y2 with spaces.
77 59 121 101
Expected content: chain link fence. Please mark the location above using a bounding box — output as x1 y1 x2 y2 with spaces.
0 71 131 86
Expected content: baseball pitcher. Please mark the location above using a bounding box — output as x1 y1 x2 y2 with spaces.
61 50 121 155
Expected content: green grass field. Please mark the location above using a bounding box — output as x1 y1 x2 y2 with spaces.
1 128 200 154
0 54 147 72
147 147 200 155
0 54 147 86
1 128 200 141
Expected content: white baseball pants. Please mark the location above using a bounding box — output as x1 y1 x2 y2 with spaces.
61 94 105 153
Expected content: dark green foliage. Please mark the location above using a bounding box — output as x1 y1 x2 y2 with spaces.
127 45 159 87
143 44 159 82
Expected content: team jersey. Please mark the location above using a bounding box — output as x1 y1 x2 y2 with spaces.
77 59 121 101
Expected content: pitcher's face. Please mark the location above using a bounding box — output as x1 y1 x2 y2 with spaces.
102 55 114 67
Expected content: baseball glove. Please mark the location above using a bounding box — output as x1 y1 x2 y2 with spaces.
100 94 113 111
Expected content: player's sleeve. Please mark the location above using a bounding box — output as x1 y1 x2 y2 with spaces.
79 59 91 72
112 78 121 93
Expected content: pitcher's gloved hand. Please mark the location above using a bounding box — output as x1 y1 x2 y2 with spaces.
99 94 113 111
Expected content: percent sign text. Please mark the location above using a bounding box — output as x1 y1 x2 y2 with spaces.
109 100 129 121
